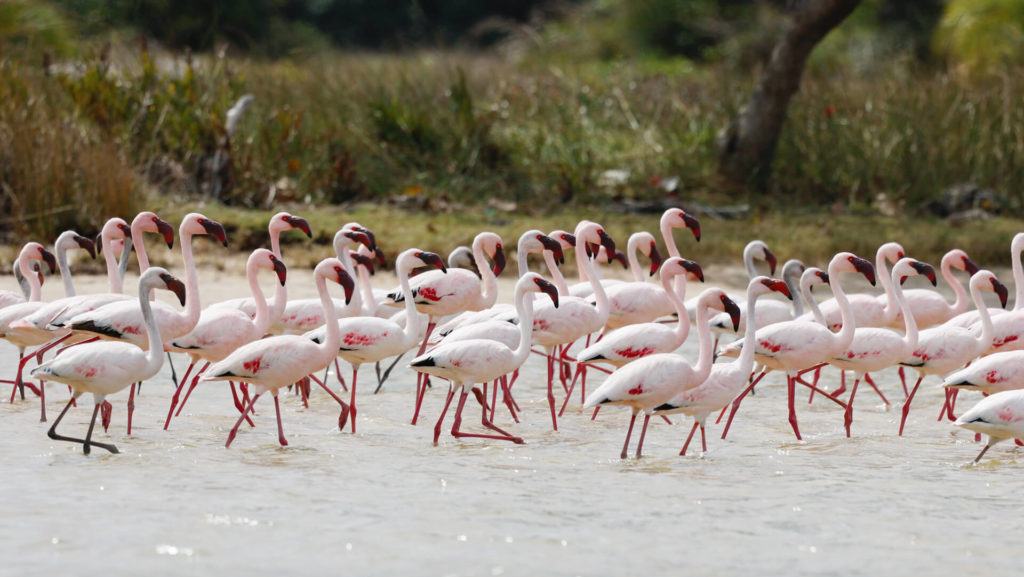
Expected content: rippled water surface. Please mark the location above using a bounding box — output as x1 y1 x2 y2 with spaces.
2 270 1021 576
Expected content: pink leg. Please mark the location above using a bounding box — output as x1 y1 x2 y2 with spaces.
715 404 729 424
844 376 861 437
126 383 137 435
787 375 802 441
634 414 652 458
721 370 768 440
559 364 582 417
899 375 925 436
100 401 112 431
498 376 519 423
32 332 73 363
273 394 288 446
489 380 497 422
948 388 960 421
228 382 256 427
174 362 209 417
432 385 457 445
226 393 262 448
619 410 639 460
700 424 707 452
348 368 358 433
680 421 699 456
545 349 558 430
334 358 348 391
164 361 198 429
898 366 909 397
469 387 524 444
39 379 46 422
411 320 437 425
307 373 350 430
863 373 889 406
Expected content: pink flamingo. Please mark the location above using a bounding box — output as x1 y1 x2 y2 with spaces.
582 287 740 459
529 221 616 430
710 258 803 351
827 258 936 436
162 248 289 428
306 249 446 434
943 350 1024 397
888 249 979 329
599 231 671 331
201 258 356 448
817 242 903 331
31 267 186 454
653 276 792 455
898 269 1008 435
410 272 560 445
0 243 56 399
686 239 775 322
944 233 1023 329
386 231 506 425
0 259 43 309
952 389 1024 463
718 252 876 440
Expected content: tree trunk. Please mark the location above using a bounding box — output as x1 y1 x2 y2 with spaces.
717 0 862 189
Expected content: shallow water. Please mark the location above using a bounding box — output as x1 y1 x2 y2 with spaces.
1 269 1021 576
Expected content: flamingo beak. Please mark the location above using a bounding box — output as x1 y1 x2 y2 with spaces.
682 212 701 242
765 249 778 276
648 243 662 276
337 269 356 305
680 259 704 283
355 226 377 252
912 261 937 286
271 256 287 286
351 252 375 275
536 277 559 308
418 251 447 273
539 235 564 265
766 278 792 300
599 230 616 256
612 250 628 269
285 215 312 238
818 271 830 285
40 248 57 274
851 256 876 286
993 278 1009 309
117 223 133 238
963 256 980 276
200 218 228 247
95 233 104 254
156 218 176 249
492 245 507 276
560 233 576 248
723 295 741 332
375 248 388 267
161 273 187 305
74 234 97 259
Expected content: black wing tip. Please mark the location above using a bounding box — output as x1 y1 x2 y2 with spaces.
410 357 436 368
71 319 124 339
652 402 675 412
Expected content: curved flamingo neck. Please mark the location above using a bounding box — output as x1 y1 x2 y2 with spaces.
742 244 759 278
138 279 164 375
19 254 42 302
784 265 804 318
892 270 918 353
660 218 681 259
269 227 283 259
662 270 690 343
55 235 76 297
626 234 645 283
691 298 716 383
876 250 898 319
942 253 968 315
473 239 500 309
971 276 997 351
131 221 153 274
248 259 273 336
101 228 124 294
397 258 424 347
542 250 570 296
511 284 536 366
315 271 341 364
176 228 203 327
333 242 363 314
828 263 858 351
801 279 826 325
736 287 762 373
357 264 376 317
577 239 609 321
13 259 31 299
1011 235 1024 310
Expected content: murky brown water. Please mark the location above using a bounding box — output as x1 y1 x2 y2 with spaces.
1 265 1020 576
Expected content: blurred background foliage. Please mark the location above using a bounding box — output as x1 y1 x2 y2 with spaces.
0 0 1022 242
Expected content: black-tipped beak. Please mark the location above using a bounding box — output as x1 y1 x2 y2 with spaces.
680 259 704 283
374 248 387 267
539 235 564 265
536 277 559 308
818 271 830 285
648 243 662 276
345 230 372 251
492 245 507 276
963 256 980 276
75 234 97 259
418 251 447 273
355 226 377 252
764 277 792 299
351 252 375 275
337 268 356 305
585 241 599 259
682 212 701 242
117 223 132 238
156 218 176 249
599 230 616 256
200 218 228 247
161 273 187 305
723 295 741 332
271 256 287 285
560 233 576 248
286 216 312 238
851 256 876 286
912 261 937 286
40 248 57 274
765 249 778 276
611 250 628 269
993 278 1009 309
95 233 104 254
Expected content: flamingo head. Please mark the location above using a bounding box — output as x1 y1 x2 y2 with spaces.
808 268 829 288
350 251 375 276
879 242 906 264
532 275 559 308
960 253 980 275
337 266 356 305
415 251 447 274
268 253 287 286
662 208 701 242
342 229 374 253
758 276 792 300
717 292 742 332
160 272 187 305
374 247 388 268
900 260 936 286
843 254 875 286
536 233 564 265
343 224 377 252
24 243 57 274
664 257 703 284
134 212 176 249
491 242 507 276
598 228 616 256
646 241 663 276
610 249 628 269
549 231 576 251
73 234 96 259
991 275 1009 309
278 213 312 238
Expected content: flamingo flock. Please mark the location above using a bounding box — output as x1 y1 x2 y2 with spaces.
3 208 1024 465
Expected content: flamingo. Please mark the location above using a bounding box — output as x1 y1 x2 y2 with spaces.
386 231 506 425
818 242 903 331
31 267 186 454
826 258 936 436
529 221 616 430
201 258 357 448
685 239 775 322
709 258 804 350
952 389 1024 463
653 276 792 455
944 233 1024 329
898 269 1008 435
210 211 310 317
305 249 446 434
162 249 289 428
943 350 1024 397
582 287 740 459
598 231 671 331
0 258 43 309
888 249 979 329
409 272 560 445
717 252 876 440
0 243 56 399
575 257 705 369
